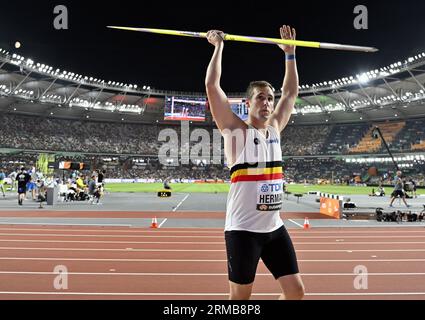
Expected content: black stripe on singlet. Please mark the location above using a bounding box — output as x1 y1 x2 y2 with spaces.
229 161 283 176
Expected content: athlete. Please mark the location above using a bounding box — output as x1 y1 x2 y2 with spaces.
205 25 304 300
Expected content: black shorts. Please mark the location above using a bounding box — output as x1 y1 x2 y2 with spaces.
224 225 299 285
391 190 405 198
18 186 27 194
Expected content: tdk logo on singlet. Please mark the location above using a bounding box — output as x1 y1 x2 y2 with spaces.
267 138 279 144
261 183 282 192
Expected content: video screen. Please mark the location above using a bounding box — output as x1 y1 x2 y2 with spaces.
229 98 248 121
164 96 206 121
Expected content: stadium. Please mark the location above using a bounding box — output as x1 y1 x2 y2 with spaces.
0 0 425 303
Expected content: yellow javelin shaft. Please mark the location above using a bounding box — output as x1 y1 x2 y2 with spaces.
107 26 378 52
225 34 320 49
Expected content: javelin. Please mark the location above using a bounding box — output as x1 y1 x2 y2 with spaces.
107 26 378 53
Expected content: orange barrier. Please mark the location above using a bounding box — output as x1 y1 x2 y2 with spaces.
319 194 342 219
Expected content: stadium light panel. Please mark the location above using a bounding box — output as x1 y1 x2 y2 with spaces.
358 74 369 84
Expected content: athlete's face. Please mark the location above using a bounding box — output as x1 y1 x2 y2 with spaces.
247 86 275 121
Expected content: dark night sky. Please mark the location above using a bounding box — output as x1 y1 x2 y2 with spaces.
0 0 424 92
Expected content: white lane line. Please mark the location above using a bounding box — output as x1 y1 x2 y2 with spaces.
0 227 224 234
1 246 425 253
295 235 425 239
2 232 425 239
294 242 425 245
0 233 223 238
0 291 424 297
0 227 424 234
1 239 425 245
0 271 424 276
288 219 304 228
0 246 224 252
1 257 425 262
0 239 225 244
0 257 228 262
0 223 132 227
158 218 168 229
291 225 425 228
291 230 425 234
173 194 190 212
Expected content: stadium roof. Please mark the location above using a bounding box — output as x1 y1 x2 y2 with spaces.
1 47 425 125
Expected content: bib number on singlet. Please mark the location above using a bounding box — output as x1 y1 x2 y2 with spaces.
256 182 283 211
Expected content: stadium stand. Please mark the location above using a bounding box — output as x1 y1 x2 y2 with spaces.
281 125 332 155
390 118 425 152
349 121 405 154
1 114 425 158
321 123 370 155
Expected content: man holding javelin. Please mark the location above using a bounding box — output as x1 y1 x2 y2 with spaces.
205 25 304 300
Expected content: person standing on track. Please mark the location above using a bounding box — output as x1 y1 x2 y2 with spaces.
389 170 410 208
9 169 17 191
16 167 31 206
205 25 304 300
0 168 6 197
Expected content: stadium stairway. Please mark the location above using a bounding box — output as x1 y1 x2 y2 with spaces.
349 121 406 154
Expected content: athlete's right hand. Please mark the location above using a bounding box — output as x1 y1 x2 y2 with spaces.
206 30 225 47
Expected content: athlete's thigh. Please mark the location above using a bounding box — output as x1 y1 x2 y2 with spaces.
225 230 263 285
261 226 299 279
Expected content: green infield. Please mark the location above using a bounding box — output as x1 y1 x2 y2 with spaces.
106 183 229 193
105 183 424 196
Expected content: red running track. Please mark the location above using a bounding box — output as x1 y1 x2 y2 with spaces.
0 224 424 300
